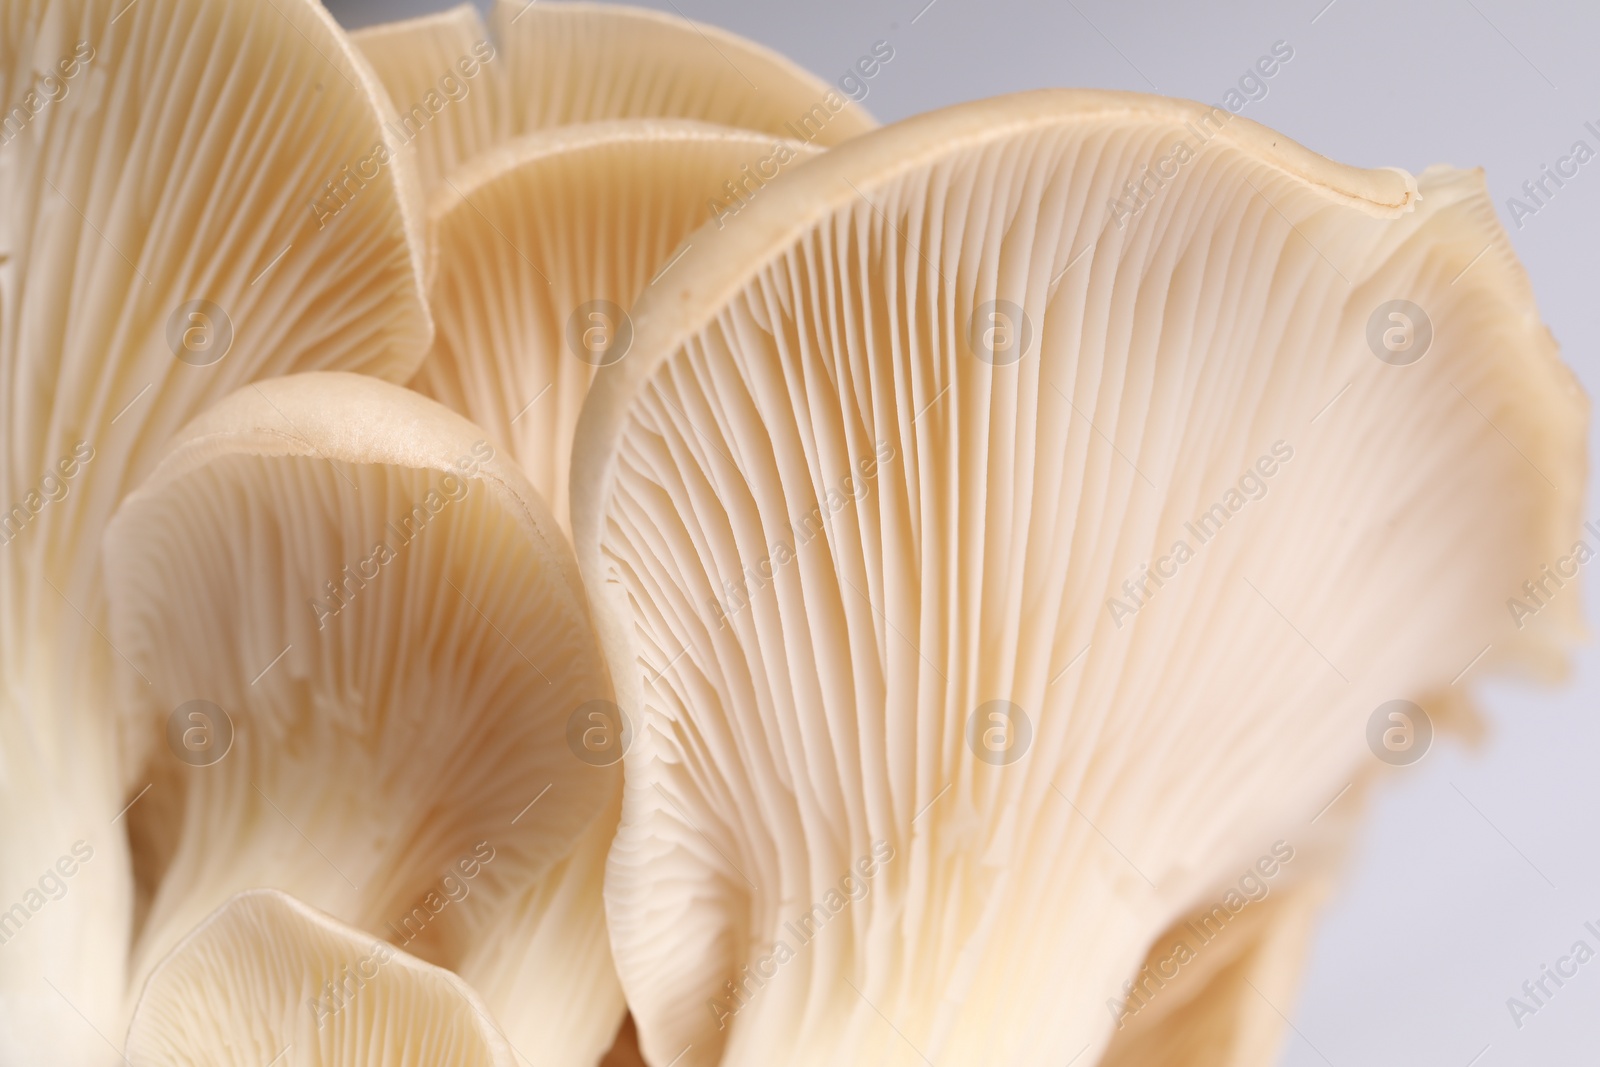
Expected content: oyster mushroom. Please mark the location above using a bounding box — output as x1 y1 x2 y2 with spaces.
105 372 625 1064
0 0 429 1054
352 1 872 200
568 90 1586 1066
125 889 515 1066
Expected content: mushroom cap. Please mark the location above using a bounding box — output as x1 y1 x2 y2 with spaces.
569 89 1585 1065
353 1 872 201
105 373 622 1062
126 888 517 1066
0 0 431 1054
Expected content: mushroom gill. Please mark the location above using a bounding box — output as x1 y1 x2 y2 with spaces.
569 90 1586 1066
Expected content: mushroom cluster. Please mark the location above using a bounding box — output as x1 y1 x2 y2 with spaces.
0 1 1584 1065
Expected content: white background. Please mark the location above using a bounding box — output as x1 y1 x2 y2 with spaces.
327 1 1600 1062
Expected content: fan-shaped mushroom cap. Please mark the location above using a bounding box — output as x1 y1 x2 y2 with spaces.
125 889 515 1066
414 119 818 532
0 0 430 1055
569 90 1586 1065
105 373 622 1063
353 2 871 200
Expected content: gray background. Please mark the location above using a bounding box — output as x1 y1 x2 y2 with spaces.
325 1 1600 1063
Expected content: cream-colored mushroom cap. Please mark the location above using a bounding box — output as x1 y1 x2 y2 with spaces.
125 889 516 1066
105 373 623 1064
0 0 430 1056
570 89 1586 1066
354 1 871 200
